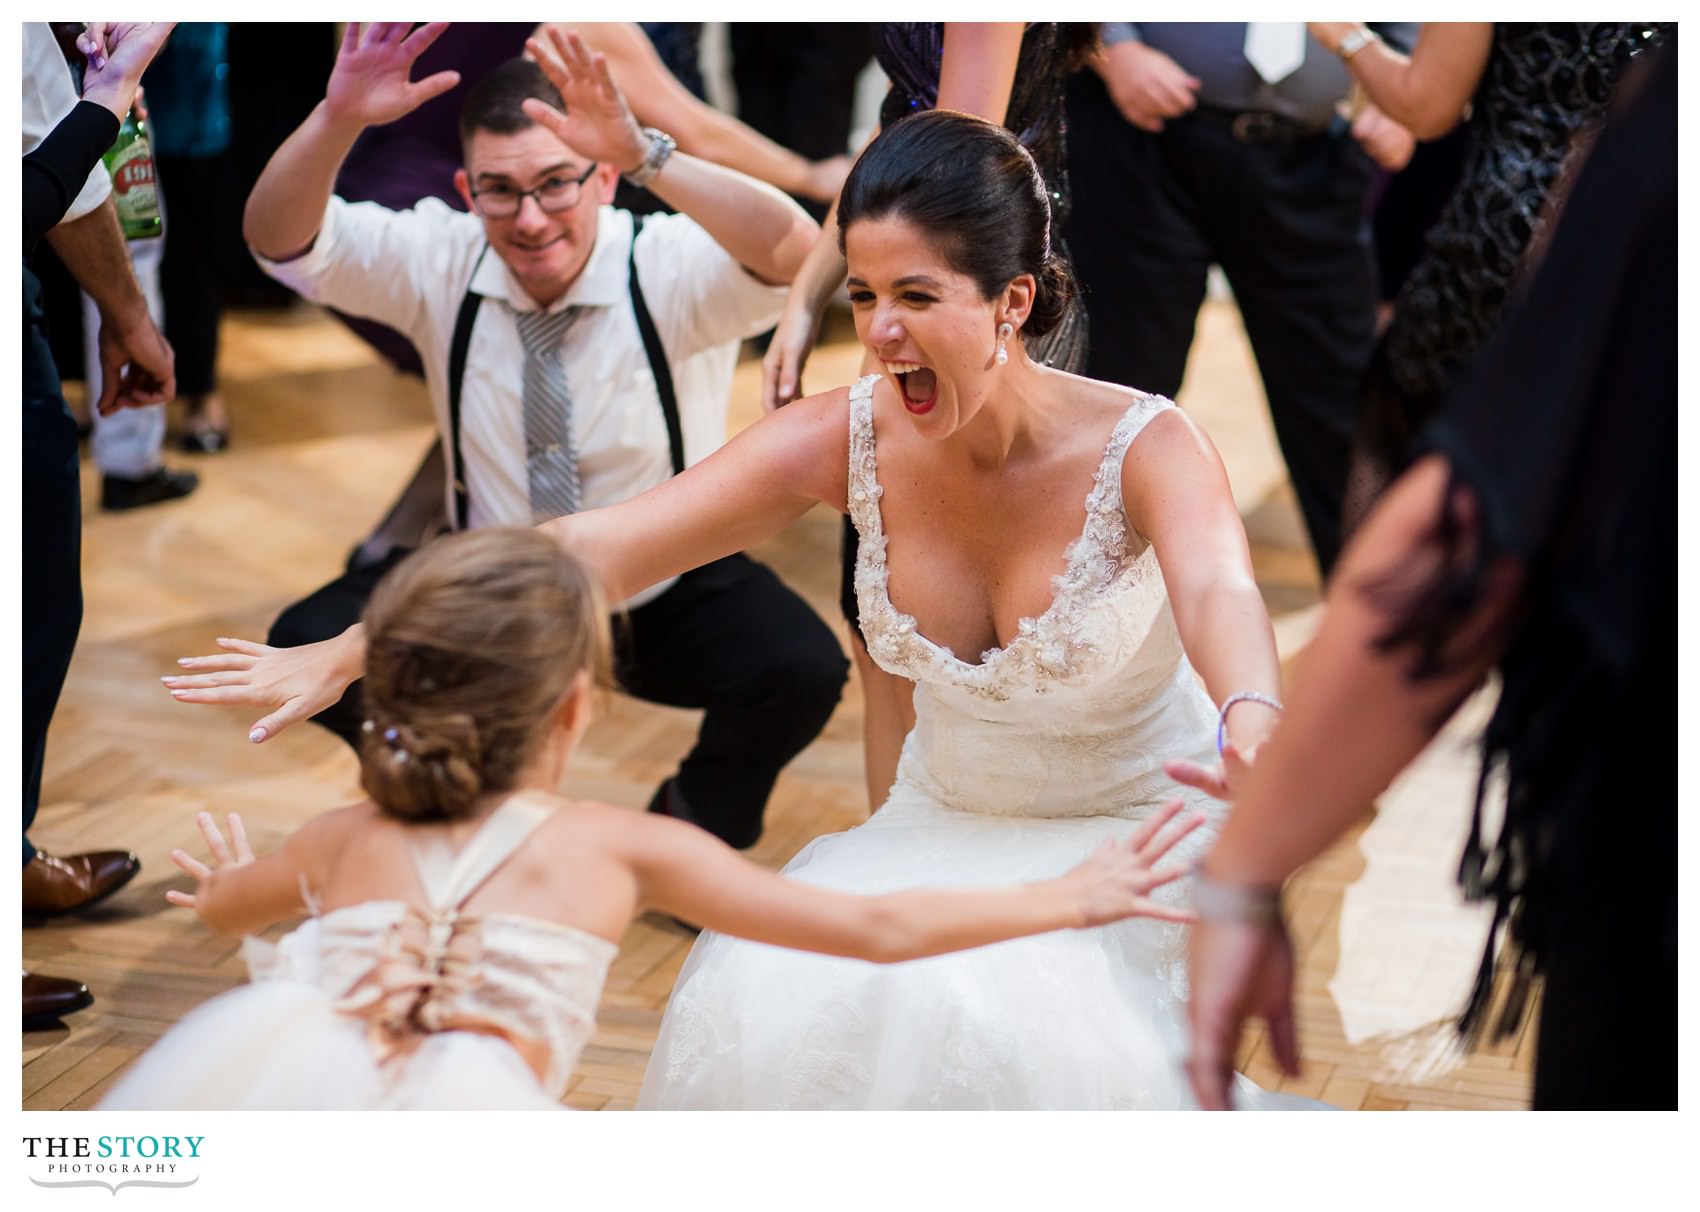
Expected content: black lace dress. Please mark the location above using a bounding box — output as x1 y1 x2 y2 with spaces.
1349 22 1671 522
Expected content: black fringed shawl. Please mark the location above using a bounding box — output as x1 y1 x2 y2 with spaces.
1369 44 1676 1043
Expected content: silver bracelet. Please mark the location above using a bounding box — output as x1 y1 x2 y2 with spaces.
624 127 677 189
1192 873 1285 929
1216 691 1283 755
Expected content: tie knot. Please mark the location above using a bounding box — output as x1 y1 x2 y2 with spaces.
514 305 576 355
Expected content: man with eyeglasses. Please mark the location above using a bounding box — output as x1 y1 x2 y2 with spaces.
224 24 845 851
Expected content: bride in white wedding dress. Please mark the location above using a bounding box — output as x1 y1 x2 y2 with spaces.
177 108 1323 1110
630 112 1321 1111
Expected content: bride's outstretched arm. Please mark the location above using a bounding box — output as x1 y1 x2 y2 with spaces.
164 388 852 743
1121 409 1283 767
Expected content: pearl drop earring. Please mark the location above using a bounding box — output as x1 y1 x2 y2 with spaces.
995 322 1013 366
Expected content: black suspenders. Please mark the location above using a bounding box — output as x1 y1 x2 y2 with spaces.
444 214 685 531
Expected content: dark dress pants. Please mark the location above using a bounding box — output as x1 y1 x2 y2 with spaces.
22 267 85 864
271 549 847 850
1063 72 1378 578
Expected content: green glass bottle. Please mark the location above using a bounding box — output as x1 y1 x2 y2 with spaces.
103 89 162 241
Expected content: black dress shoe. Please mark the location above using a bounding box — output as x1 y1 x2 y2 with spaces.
101 466 199 511
23 971 94 1030
179 425 229 455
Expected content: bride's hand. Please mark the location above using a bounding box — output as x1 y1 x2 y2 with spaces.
1164 739 1257 803
162 632 362 744
1066 800 1207 927
166 812 255 911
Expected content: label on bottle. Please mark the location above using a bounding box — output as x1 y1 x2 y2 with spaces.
107 129 162 240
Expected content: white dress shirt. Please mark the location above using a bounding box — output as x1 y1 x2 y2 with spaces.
22 21 112 222
257 198 787 607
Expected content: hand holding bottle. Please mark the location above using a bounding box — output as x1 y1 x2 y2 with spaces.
76 22 176 122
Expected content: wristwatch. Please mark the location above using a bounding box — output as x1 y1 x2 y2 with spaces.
625 127 677 189
1336 27 1381 61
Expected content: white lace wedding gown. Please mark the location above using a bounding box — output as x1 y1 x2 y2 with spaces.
101 795 615 1110
639 376 1324 1110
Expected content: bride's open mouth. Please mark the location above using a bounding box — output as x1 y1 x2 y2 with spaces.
884 361 937 415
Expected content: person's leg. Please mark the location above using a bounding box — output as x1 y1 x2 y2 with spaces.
1061 71 1213 394
1213 124 1378 579
266 549 413 750
615 555 848 849
23 273 85 867
158 153 228 449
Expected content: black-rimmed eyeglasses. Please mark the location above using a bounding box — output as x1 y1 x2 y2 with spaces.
469 162 598 218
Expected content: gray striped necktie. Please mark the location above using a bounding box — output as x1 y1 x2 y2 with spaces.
512 304 582 523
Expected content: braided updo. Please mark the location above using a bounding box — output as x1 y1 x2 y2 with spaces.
357 528 611 822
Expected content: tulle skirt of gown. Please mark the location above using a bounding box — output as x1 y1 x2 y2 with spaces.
638 790 1326 1111
100 979 561 1111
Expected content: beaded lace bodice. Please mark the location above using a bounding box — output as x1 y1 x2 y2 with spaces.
846 374 1222 820
244 795 616 1099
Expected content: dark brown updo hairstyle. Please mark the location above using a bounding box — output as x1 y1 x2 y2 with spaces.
835 109 1076 339
357 528 611 822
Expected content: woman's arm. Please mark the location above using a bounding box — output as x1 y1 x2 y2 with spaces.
165 388 852 741
1122 410 1283 759
936 23 1026 124
1184 455 1516 1108
631 802 1202 962
1309 22 1494 140
1202 457 1513 885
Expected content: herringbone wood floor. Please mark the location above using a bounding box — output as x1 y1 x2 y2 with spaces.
22 300 1533 1111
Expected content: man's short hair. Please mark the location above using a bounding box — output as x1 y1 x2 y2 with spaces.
458 58 564 149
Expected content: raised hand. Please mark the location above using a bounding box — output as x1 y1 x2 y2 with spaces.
1064 800 1208 927
523 27 649 173
162 633 364 744
324 22 460 131
166 811 256 911
76 22 175 121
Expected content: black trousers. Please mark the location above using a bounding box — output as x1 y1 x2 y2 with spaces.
22 267 85 865
157 152 232 398
1062 73 1379 578
270 549 847 849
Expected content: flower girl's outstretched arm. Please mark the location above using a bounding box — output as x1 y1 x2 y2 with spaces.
167 809 347 936
631 802 1205 963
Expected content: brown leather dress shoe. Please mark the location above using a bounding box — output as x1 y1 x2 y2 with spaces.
22 850 141 916
23 971 94 1030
